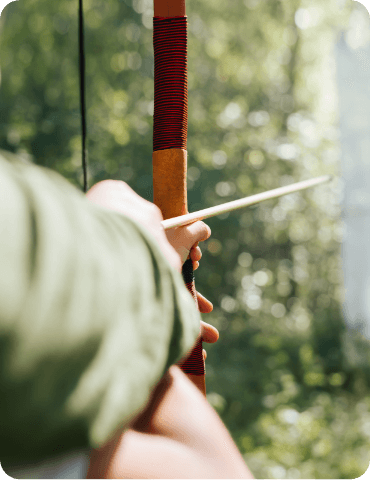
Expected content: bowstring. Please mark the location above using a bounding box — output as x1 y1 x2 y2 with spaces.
78 0 88 192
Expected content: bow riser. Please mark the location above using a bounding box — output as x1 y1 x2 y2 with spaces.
152 0 205 394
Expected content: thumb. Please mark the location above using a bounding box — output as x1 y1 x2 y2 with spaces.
181 221 211 263
181 221 211 250
165 221 211 265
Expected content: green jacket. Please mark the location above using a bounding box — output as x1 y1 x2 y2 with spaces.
0 150 200 467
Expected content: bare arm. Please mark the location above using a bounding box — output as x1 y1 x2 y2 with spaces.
85 181 252 477
87 366 254 479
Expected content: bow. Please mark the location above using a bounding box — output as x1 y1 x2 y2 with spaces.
152 0 206 395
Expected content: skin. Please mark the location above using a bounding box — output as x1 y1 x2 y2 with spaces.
86 179 215 340
86 179 206 269
86 180 253 478
87 366 254 479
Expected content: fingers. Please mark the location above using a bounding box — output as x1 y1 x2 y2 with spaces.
165 220 210 270
201 319 220 362
166 221 210 253
185 222 209 271
190 244 202 262
197 291 213 313
183 221 211 248
200 320 219 343
190 244 202 270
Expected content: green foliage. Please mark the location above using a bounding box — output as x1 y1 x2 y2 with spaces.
1 0 370 477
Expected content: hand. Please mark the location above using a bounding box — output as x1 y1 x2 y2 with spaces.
165 222 214 312
201 320 219 361
164 221 211 268
86 180 181 272
86 181 214 311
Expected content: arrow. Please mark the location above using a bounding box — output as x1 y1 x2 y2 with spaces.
162 174 333 230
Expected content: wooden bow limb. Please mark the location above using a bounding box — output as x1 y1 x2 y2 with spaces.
152 0 206 394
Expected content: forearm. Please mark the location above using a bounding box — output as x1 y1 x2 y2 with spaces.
87 367 253 479
88 428 230 479
135 366 253 477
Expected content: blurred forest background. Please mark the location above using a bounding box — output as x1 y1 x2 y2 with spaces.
1 0 370 478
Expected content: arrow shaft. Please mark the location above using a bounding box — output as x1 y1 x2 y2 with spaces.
162 175 333 230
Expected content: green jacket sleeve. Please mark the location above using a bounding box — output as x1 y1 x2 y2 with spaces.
0 150 201 467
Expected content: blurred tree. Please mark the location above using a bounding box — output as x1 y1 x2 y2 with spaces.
0 0 369 478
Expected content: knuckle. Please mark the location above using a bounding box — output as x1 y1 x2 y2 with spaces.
149 203 164 221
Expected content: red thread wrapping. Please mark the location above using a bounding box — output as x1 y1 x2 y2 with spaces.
182 261 204 376
153 16 188 151
181 337 204 376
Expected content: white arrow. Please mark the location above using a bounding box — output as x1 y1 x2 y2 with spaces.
162 175 333 230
